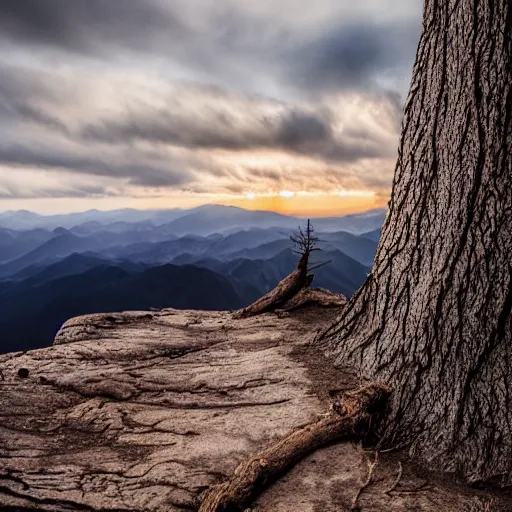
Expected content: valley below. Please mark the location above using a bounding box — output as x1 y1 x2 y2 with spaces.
0 206 382 353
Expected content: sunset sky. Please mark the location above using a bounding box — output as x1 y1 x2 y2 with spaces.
0 0 423 215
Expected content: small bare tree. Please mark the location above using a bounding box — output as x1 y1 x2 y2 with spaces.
237 219 339 318
290 219 330 272
290 219 319 256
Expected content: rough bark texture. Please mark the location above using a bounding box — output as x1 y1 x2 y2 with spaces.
199 383 390 512
321 0 512 485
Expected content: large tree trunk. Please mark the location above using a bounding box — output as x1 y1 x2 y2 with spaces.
320 0 512 485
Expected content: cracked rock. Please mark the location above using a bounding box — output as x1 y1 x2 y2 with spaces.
0 308 503 511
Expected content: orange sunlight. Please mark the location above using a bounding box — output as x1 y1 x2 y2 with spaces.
223 192 389 217
1 190 389 216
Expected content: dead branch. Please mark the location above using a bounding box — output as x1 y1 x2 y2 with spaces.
235 252 312 318
290 219 320 257
280 287 347 312
236 219 337 318
384 461 403 495
199 383 391 512
236 271 313 318
350 451 379 510
308 260 332 272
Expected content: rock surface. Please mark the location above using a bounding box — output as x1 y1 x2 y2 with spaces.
0 308 509 511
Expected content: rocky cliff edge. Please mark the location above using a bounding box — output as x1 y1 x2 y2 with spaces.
0 308 506 511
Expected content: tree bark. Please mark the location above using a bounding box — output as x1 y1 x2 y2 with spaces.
320 0 512 485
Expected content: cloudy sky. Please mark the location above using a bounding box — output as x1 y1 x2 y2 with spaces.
0 0 423 215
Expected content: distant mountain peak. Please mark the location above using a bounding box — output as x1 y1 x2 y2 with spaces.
53 227 69 235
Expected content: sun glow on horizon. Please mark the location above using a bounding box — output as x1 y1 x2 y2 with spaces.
339 189 376 198
226 189 388 217
0 189 388 217
244 189 377 201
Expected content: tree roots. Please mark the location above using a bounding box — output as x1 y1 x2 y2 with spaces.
383 461 403 495
350 451 379 510
199 383 391 512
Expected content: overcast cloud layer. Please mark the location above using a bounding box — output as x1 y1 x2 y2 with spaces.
0 0 423 207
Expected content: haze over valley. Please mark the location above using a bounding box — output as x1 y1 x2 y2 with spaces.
0 205 383 353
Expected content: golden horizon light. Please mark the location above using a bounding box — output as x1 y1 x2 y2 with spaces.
224 189 388 217
0 189 389 217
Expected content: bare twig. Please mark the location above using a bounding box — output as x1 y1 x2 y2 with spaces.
350 451 379 510
384 461 403 495
308 260 332 272
290 219 321 258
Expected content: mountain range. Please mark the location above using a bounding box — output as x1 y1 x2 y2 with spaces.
0 204 385 233
0 205 384 353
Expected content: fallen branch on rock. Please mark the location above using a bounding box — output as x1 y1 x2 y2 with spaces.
235 220 350 318
199 383 391 512
235 254 312 318
235 261 347 318
280 287 347 312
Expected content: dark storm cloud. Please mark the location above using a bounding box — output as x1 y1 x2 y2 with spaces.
0 0 424 201
82 107 335 152
0 0 421 96
0 57 402 198
0 98 69 135
286 21 421 93
276 111 331 148
275 108 397 161
0 184 110 199
0 0 241 85
82 110 260 151
0 0 185 55
0 66 69 133
82 101 397 163
0 143 190 188
0 64 198 189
